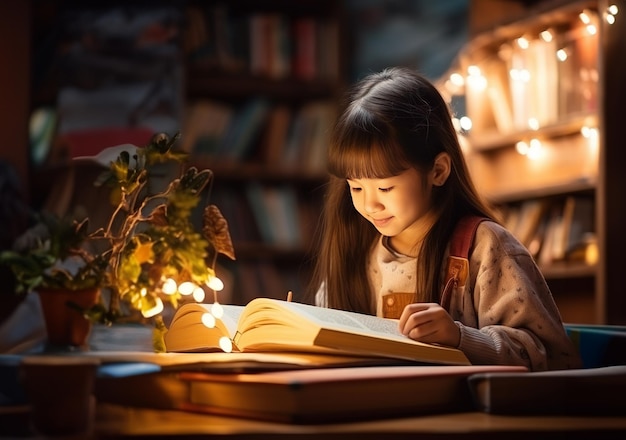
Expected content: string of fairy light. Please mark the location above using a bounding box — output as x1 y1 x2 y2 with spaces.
441 4 618 161
144 269 234 352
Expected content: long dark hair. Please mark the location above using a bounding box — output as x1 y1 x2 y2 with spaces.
306 67 495 314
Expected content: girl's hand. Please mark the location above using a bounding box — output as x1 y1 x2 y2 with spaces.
398 303 461 347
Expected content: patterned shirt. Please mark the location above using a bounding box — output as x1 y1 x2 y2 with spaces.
366 220 582 371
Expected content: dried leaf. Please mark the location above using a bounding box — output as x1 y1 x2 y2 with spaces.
203 205 236 260
147 204 168 227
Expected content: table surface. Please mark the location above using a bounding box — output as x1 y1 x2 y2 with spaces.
94 403 626 439
4 402 626 439
3 324 626 439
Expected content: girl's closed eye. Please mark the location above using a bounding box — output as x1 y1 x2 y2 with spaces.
379 187 393 193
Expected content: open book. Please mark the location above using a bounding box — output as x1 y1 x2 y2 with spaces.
164 298 470 366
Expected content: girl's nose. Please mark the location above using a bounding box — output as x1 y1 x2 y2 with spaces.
363 193 383 214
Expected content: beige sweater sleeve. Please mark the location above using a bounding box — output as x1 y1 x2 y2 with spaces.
450 221 582 371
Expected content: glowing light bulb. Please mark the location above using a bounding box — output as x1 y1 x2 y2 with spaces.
206 276 224 291
193 286 205 302
142 297 164 318
178 281 196 295
162 278 177 295
527 139 543 160
219 336 233 353
510 68 530 82
140 287 147 297
211 302 224 319
459 116 473 132
467 65 481 77
201 312 216 328
540 30 553 42
580 10 591 24
516 37 529 49
449 72 464 87
556 49 568 62
466 65 487 91
581 126 592 138
516 141 529 155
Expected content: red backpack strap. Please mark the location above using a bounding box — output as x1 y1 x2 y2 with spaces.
440 216 487 311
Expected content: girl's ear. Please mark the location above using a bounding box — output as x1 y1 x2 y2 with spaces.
432 153 451 186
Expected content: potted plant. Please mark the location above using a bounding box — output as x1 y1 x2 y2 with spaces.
0 132 236 350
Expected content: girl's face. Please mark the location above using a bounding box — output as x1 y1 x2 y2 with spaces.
347 167 434 252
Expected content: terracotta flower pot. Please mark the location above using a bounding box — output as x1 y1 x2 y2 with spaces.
36 287 100 348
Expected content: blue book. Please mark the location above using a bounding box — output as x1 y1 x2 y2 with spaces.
565 324 626 368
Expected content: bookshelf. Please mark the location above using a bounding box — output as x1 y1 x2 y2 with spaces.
440 0 626 324
182 0 347 305
14 1 345 307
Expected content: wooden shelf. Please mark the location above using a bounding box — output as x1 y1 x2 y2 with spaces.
459 0 626 324
485 177 595 204
540 261 596 280
182 0 346 304
467 113 598 152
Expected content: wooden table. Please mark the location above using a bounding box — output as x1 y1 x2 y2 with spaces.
93 403 626 439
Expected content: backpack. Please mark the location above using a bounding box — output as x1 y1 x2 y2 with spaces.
381 215 487 318
440 216 487 311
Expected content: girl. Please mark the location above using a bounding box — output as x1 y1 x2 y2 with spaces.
308 67 581 371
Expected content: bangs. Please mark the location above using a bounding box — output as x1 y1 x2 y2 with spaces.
328 112 411 180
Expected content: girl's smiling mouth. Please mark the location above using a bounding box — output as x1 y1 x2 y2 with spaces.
372 217 393 227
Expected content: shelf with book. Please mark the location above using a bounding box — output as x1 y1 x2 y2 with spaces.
181 0 345 305
440 0 626 324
